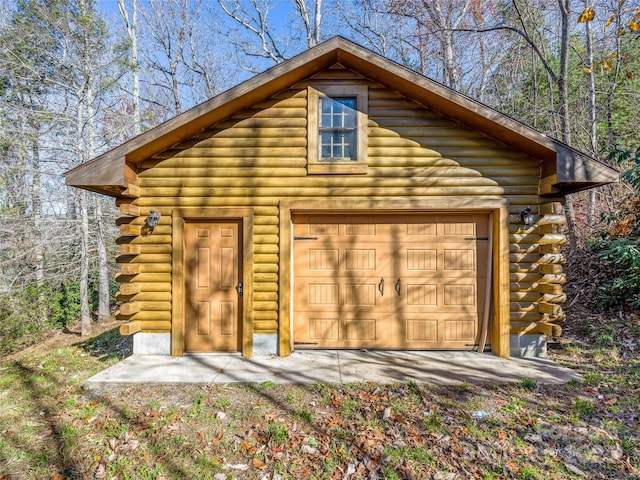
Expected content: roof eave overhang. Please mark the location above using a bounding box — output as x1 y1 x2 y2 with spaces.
64 36 619 199
64 42 343 196
64 155 132 197
333 44 619 195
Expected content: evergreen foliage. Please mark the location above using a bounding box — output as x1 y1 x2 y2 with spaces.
0 281 89 354
590 147 640 307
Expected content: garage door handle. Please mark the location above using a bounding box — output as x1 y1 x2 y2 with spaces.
395 278 401 296
378 278 384 296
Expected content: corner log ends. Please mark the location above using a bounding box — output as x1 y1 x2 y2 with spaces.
510 201 567 337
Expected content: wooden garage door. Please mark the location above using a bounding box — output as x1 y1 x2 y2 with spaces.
293 213 489 349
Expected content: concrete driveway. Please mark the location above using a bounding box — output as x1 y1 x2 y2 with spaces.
83 350 580 390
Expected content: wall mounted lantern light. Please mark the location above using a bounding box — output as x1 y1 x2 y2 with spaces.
146 209 161 228
520 207 535 226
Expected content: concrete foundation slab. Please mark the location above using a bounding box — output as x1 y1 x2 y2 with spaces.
83 350 580 390
511 334 548 358
132 333 170 355
252 334 278 356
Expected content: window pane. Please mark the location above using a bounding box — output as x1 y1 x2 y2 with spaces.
319 129 356 161
338 98 355 110
321 142 331 158
318 96 357 161
343 138 354 158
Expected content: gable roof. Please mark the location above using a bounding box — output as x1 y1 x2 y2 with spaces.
65 36 618 197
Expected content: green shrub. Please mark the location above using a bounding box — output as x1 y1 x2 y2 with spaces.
591 236 640 307
590 147 640 307
0 280 95 354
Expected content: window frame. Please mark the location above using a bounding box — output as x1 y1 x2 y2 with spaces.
307 85 368 174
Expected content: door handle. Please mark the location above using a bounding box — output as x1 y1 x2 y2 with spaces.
395 278 401 296
378 278 384 296
236 282 243 296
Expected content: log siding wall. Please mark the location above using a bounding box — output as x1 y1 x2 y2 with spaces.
115 67 566 343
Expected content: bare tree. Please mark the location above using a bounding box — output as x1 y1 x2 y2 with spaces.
380 0 505 95
337 0 393 56
117 0 141 135
216 0 289 68
216 0 330 72
294 0 323 47
578 3 598 224
139 0 223 119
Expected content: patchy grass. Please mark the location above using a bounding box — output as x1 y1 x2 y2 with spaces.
0 317 639 479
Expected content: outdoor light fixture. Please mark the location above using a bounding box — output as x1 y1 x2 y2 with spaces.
146 209 161 228
520 207 535 226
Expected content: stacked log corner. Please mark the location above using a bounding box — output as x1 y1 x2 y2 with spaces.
509 201 566 337
115 196 172 335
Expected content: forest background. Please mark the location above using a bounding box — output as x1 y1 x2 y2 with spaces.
1 0 640 352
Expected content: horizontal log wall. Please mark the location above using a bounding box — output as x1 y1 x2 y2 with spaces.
116 66 566 341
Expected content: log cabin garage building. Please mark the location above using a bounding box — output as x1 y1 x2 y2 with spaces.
65 37 618 359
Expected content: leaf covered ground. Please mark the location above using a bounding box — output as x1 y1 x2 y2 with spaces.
1 306 639 479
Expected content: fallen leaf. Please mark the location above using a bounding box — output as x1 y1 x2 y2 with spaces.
565 463 586 477
383 406 393 420
301 444 318 454
433 472 457 480
610 445 624 460
95 463 106 479
252 458 267 469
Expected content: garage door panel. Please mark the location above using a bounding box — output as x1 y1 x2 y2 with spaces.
405 283 438 306
293 213 488 350
295 312 391 348
443 248 476 271
296 276 383 310
294 244 393 275
405 317 439 343
345 282 378 306
404 248 438 271
307 282 340 306
443 283 476 306
308 316 339 341
443 319 477 343
397 313 478 348
306 248 340 272
397 245 479 273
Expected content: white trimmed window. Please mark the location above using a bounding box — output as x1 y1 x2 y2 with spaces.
307 85 368 174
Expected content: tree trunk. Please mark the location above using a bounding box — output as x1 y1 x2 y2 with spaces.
606 5 623 145
557 0 577 254
294 0 322 47
118 0 141 135
78 190 92 336
422 0 472 90
95 196 111 322
557 0 571 144
31 127 44 287
76 77 92 336
583 0 597 226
